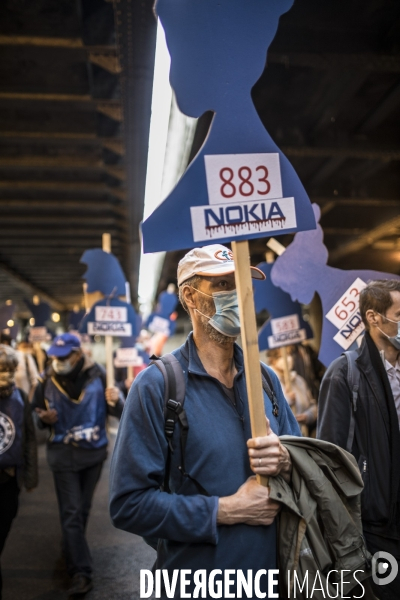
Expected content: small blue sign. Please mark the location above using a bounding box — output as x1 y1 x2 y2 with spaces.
24 299 51 327
0 304 18 339
253 262 313 351
68 310 85 331
80 249 126 296
79 298 140 339
145 289 179 338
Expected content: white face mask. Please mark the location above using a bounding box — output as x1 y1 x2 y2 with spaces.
52 359 74 375
191 287 241 337
376 313 400 350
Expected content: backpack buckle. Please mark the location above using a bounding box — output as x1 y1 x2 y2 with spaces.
166 399 181 412
165 418 175 438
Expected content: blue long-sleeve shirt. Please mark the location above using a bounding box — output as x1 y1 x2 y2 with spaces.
109 333 300 597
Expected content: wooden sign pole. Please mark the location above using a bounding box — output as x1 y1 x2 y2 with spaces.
281 345 292 392
34 342 45 373
232 240 269 487
102 233 114 389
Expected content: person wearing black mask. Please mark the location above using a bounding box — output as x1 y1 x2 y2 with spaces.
32 333 124 597
318 280 400 600
0 344 37 600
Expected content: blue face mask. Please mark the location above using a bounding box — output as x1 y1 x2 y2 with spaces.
377 313 400 350
192 287 241 337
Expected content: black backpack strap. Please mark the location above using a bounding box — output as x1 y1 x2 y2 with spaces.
260 363 279 417
344 351 360 453
151 354 209 496
152 354 186 453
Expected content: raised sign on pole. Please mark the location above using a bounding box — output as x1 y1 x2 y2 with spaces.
142 0 318 487
271 204 400 366
253 261 313 352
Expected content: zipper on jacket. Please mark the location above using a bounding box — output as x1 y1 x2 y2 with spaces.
363 460 367 473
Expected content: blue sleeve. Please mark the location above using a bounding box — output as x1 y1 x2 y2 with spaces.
262 364 301 437
109 364 218 544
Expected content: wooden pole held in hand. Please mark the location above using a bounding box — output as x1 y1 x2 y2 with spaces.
102 233 114 389
232 240 269 487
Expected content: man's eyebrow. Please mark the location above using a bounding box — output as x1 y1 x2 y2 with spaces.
210 276 230 283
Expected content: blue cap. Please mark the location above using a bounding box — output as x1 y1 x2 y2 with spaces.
48 333 81 358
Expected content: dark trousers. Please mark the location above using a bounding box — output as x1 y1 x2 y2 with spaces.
52 462 103 578
0 477 19 600
364 531 400 600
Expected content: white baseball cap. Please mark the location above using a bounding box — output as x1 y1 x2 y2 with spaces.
177 244 265 286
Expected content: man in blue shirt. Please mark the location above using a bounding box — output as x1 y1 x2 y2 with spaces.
110 245 300 598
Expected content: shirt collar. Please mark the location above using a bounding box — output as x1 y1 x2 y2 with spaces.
182 331 244 377
384 358 400 373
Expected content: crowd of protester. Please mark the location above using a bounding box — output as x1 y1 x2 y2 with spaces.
1 273 400 599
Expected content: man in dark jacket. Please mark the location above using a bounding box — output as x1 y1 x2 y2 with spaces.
32 333 124 597
0 344 38 600
318 279 400 600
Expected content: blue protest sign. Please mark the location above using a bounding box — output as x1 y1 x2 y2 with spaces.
253 262 313 351
0 304 18 340
79 298 140 338
155 290 179 319
145 289 179 338
0 304 14 329
68 309 85 331
142 0 316 253
120 335 150 365
80 249 126 296
271 204 400 367
24 299 50 327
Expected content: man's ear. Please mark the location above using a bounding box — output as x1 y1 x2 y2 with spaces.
365 309 378 328
182 285 197 309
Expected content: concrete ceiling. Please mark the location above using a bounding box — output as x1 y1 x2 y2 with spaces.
0 0 400 317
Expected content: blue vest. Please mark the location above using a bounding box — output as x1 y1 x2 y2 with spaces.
45 375 108 449
0 387 24 469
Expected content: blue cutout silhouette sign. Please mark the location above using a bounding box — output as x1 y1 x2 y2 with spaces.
141 0 316 253
253 262 313 350
24 299 50 327
0 304 18 339
79 298 140 338
146 289 179 338
271 204 400 367
119 335 150 365
68 309 85 331
80 249 126 296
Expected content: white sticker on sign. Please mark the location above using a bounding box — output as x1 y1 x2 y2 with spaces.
95 306 127 323
190 197 296 243
87 322 132 337
204 153 283 205
271 314 300 336
28 327 49 343
333 313 365 350
268 329 307 349
268 314 305 348
114 347 143 368
325 278 367 350
148 316 171 336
